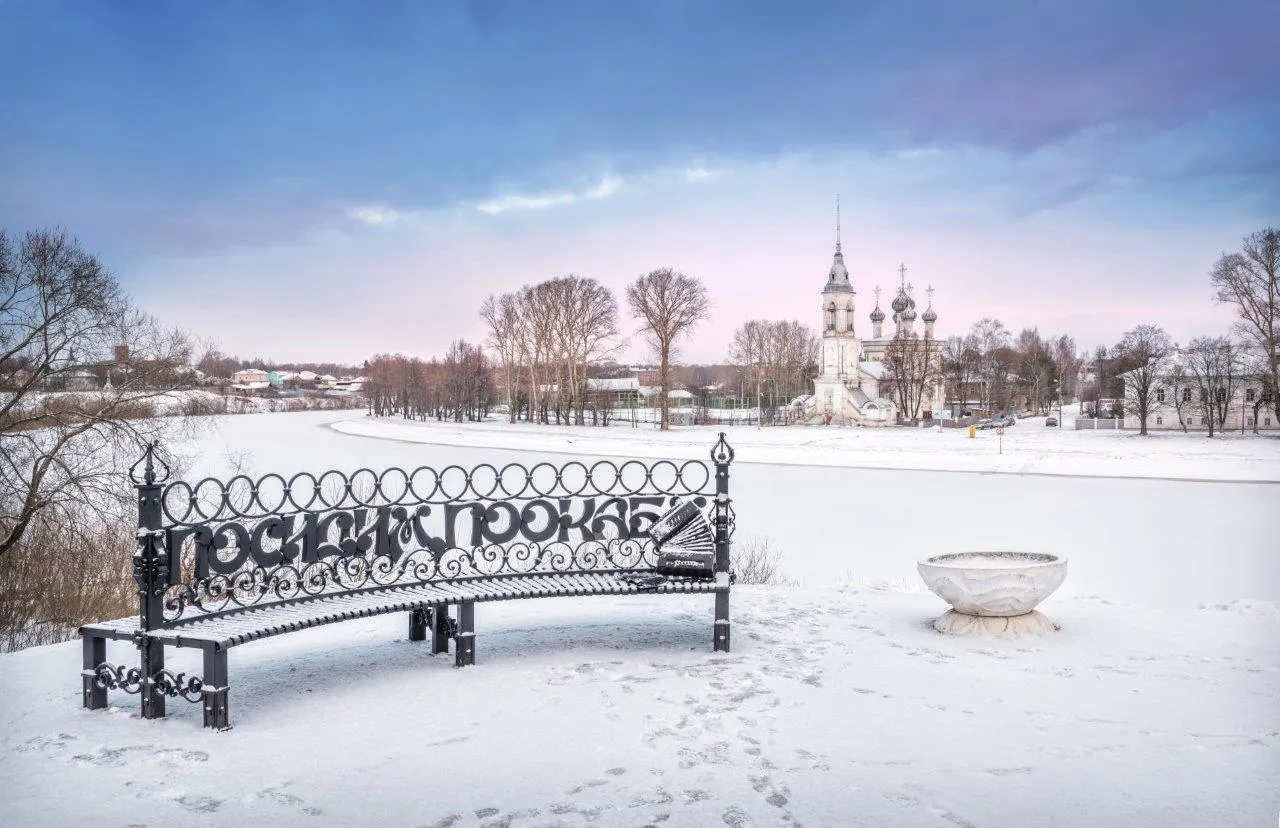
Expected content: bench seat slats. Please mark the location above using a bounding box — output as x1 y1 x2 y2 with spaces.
83 572 719 649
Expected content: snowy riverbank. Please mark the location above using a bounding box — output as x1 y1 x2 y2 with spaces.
331 412 1280 483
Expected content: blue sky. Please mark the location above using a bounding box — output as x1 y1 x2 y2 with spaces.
2 1 1277 363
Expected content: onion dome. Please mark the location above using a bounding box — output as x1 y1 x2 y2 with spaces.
901 304 917 322
890 289 910 313
870 305 885 323
922 306 937 323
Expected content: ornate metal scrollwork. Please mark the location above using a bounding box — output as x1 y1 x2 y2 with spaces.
711 432 735 464
146 442 729 625
87 664 205 702
133 528 170 603
129 440 171 486
152 669 205 703
89 663 145 694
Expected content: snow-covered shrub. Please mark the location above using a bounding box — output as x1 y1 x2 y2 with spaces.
731 536 793 586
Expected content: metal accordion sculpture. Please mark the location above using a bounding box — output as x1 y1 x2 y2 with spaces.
648 501 716 580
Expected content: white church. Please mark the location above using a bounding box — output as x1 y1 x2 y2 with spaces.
799 206 944 426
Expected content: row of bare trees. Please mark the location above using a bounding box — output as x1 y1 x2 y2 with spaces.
1119 327 1272 436
480 268 710 430
727 319 819 407
480 275 620 426
936 318 1082 416
364 341 494 423
1114 228 1277 436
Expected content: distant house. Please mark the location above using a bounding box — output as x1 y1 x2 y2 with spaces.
639 387 694 408
331 376 366 393
233 368 269 385
59 369 100 392
586 376 642 407
318 374 338 389
1119 349 1277 431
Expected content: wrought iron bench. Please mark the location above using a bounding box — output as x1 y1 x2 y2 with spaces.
80 435 736 730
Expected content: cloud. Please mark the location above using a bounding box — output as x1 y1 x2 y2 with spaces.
682 167 715 182
475 175 623 215
347 205 407 226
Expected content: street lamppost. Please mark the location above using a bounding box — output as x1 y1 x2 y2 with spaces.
757 378 774 430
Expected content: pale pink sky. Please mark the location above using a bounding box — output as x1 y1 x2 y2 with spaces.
137 149 1255 365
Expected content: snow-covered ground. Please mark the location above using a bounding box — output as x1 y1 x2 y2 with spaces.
1 409 1275 826
2 590 1275 826
333 411 1280 482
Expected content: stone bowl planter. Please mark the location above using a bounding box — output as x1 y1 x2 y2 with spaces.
917 551 1067 636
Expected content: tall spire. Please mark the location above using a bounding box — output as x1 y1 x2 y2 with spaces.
835 194 842 254
823 194 852 292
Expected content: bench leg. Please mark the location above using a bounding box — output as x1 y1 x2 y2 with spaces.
82 634 107 710
431 605 452 655
455 601 475 667
202 647 231 731
714 590 731 653
409 608 428 642
140 638 166 720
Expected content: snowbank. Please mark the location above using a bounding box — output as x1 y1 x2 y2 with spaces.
331 413 1280 483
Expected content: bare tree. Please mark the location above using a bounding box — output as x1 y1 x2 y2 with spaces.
1115 324 1173 435
1048 335 1082 418
1185 336 1240 437
1166 358 1192 433
882 328 941 421
1211 227 1278 423
480 293 521 423
939 334 979 415
556 276 620 425
626 268 710 430
1 229 196 560
969 317 1011 412
729 319 818 406
1014 327 1056 414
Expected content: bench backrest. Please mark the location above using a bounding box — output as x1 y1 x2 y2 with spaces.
130 435 735 629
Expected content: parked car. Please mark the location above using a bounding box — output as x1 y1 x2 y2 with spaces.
1045 416 1058 427
976 419 996 430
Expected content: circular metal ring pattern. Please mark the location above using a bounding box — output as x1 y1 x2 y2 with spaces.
159 453 723 525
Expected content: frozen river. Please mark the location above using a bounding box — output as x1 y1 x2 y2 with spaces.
186 412 1278 609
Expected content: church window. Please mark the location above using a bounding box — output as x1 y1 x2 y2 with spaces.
1182 388 1191 403
826 305 836 332
1216 388 1226 403
1156 416 1162 425
1156 388 1164 403
1246 387 1255 402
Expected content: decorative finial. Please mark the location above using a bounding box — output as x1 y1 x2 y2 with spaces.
926 284 934 306
898 262 908 287
128 440 171 486
874 285 881 304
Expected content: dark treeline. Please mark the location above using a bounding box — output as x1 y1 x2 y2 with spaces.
195 347 362 379
363 341 494 422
